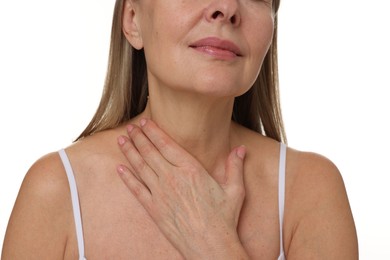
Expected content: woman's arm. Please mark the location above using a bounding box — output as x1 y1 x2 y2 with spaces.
285 152 358 259
2 153 71 259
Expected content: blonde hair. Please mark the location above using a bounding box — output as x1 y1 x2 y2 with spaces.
77 0 286 143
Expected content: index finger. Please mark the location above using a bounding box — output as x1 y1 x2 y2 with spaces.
139 119 194 166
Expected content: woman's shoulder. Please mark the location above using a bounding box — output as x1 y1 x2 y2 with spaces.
284 148 358 257
286 146 343 187
23 126 124 194
3 126 126 257
276 147 356 257
68 126 123 153
7 128 124 226
237 125 352 213
2 152 73 258
239 127 357 256
284 147 348 221
13 145 84 219
65 126 127 170
21 151 70 204
236 123 343 182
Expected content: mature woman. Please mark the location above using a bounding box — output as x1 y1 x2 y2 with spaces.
2 0 358 259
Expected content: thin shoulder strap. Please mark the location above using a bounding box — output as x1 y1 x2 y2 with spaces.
278 143 287 259
58 149 86 260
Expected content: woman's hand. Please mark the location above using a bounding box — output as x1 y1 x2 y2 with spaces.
117 119 248 259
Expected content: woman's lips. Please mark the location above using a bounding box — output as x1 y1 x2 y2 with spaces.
189 37 242 60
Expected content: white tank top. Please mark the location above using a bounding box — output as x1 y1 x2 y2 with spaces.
59 143 287 259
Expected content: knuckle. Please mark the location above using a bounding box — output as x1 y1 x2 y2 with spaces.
165 173 178 186
188 171 200 184
121 140 133 154
156 136 169 149
130 126 142 139
134 158 147 172
131 183 143 197
186 165 204 179
164 174 184 192
139 143 154 155
186 166 197 177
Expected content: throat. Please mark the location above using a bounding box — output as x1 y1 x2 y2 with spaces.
138 97 236 178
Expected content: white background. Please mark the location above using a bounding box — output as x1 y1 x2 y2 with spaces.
0 0 389 258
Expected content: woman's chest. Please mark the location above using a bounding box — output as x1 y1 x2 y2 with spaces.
75 178 282 259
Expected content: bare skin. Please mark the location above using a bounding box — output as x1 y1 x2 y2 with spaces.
2 0 358 258
2 112 358 259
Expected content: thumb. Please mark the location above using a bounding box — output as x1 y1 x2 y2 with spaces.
223 145 246 195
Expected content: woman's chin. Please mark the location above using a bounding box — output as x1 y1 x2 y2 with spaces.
190 79 250 98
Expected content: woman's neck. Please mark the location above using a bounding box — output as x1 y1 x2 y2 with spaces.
138 90 237 180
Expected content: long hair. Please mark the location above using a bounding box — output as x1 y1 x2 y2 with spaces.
77 0 286 144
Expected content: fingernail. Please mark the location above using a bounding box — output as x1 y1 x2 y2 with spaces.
140 118 147 127
117 165 126 174
236 146 246 160
118 136 126 145
127 125 134 133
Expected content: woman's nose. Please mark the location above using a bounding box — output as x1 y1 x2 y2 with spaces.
204 0 241 26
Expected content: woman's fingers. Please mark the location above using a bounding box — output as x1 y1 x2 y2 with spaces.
126 124 170 174
117 134 159 191
117 164 153 211
223 146 246 198
138 119 194 166
117 123 248 256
